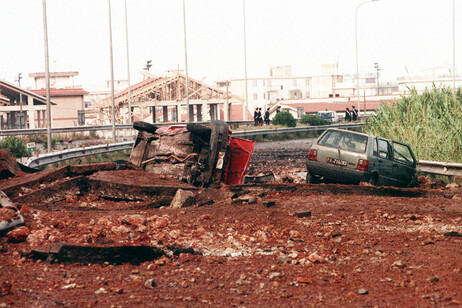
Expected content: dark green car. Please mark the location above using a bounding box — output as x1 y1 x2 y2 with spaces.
306 128 418 187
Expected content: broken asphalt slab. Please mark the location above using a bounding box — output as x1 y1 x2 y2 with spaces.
88 170 198 201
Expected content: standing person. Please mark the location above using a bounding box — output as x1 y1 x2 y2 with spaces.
276 106 281 113
254 108 258 126
264 108 270 125
351 106 358 121
345 107 352 122
257 108 263 126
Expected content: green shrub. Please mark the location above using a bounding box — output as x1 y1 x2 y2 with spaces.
0 136 28 158
272 111 296 127
299 114 330 126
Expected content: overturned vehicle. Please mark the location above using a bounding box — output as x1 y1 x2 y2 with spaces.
129 120 255 187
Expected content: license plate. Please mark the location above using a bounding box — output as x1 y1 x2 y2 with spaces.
326 157 348 166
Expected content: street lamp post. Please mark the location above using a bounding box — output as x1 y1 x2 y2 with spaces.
108 0 116 140
124 0 132 124
243 0 249 121
355 0 379 116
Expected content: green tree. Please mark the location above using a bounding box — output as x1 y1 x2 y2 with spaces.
272 111 296 127
0 136 28 158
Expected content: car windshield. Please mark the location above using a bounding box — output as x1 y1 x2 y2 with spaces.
318 130 368 153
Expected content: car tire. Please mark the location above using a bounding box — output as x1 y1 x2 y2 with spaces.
186 123 212 140
306 172 318 184
368 173 379 186
133 121 157 134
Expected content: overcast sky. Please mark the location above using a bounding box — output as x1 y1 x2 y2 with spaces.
0 0 460 89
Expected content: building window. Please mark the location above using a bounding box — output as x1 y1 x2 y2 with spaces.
297 107 304 119
267 79 271 87
253 80 258 87
263 93 266 99
305 91 310 98
253 93 258 100
262 79 265 87
305 78 310 85
293 79 297 86
280 85 283 90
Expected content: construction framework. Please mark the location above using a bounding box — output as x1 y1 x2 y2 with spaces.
94 72 243 124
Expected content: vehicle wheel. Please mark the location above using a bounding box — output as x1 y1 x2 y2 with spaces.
187 123 211 140
133 121 157 134
306 172 318 184
368 173 379 186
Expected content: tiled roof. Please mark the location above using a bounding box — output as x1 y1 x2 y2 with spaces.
31 88 89 97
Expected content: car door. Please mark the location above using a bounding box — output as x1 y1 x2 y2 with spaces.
391 141 417 186
375 138 395 186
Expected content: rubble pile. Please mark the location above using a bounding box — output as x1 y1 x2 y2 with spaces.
0 147 461 306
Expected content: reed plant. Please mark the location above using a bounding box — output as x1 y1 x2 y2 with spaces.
366 86 462 162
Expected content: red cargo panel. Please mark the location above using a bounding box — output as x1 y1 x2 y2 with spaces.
224 137 255 185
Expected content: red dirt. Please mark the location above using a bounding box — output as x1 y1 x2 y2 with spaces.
0 142 461 307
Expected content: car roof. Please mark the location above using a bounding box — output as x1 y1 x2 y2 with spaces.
324 128 371 138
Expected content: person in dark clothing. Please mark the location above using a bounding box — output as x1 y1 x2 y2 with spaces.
257 108 263 126
254 108 259 126
276 106 281 113
345 108 352 122
351 106 358 121
264 108 270 125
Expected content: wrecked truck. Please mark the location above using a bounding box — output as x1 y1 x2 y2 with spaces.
129 120 255 187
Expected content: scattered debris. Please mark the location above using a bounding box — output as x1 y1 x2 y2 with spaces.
170 189 196 208
358 288 369 295
444 231 462 237
294 211 311 218
243 172 275 184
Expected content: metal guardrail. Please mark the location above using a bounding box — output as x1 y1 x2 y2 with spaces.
417 160 462 177
232 122 365 137
0 121 256 137
24 123 364 167
26 141 133 168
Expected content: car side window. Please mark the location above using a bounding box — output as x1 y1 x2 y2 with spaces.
392 142 415 165
377 139 390 159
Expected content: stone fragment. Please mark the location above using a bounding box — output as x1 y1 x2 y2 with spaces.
294 211 311 218
392 260 406 268
61 283 76 290
120 215 147 226
308 252 325 263
428 276 439 283
6 226 30 243
144 279 157 289
268 272 281 280
263 201 276 208
95 288 108 294
170 189 196 208
358 288 368 295
277 255 290 264
295 276 313 284
150 217 169 229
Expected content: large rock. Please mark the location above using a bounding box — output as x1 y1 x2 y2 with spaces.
0 149 20 180
6 226 30 243
170 189 196 208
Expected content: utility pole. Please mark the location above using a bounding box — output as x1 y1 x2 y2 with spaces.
374 62 381 95
16 73 23 115
42 0 52 152
144 60 152 72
